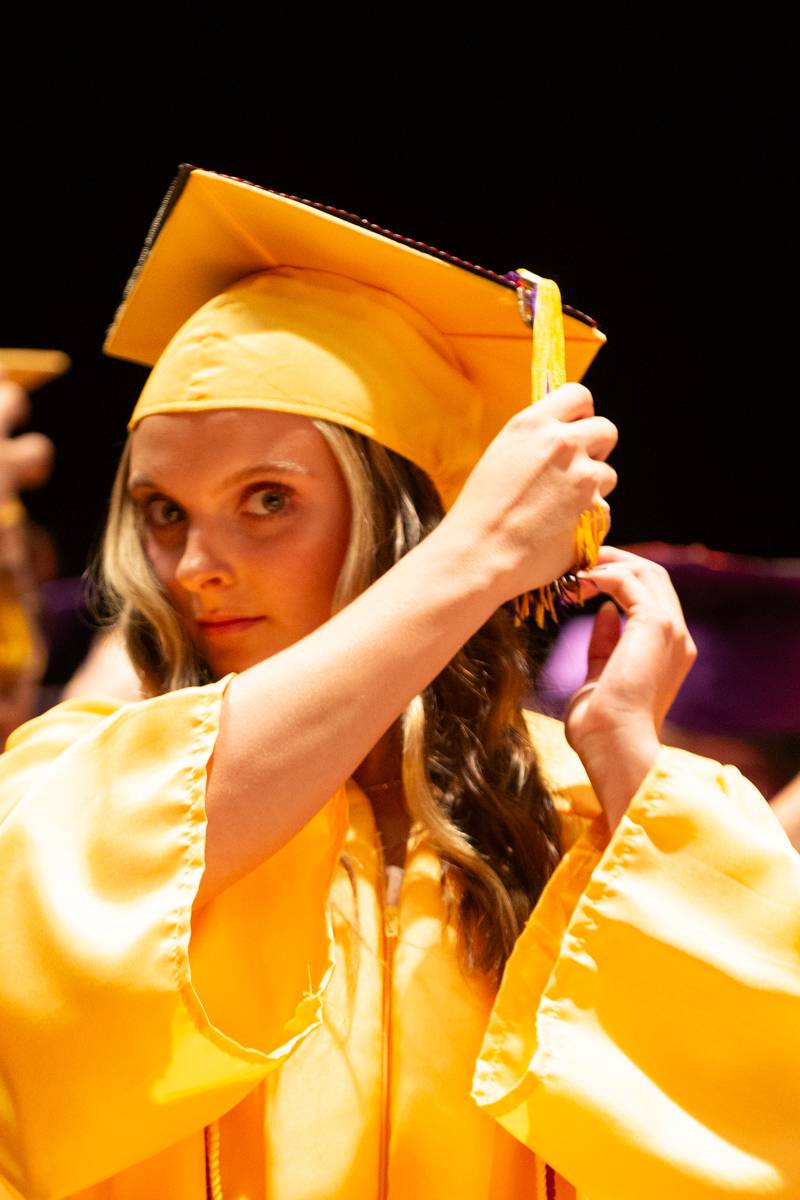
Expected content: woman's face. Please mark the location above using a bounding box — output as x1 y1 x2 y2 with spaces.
128 409 352 676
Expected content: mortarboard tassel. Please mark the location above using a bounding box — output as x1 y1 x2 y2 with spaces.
509 269 607 627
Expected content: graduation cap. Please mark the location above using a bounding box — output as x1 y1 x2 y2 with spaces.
105 166 607 620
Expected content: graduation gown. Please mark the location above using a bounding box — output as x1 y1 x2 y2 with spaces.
0 678 798 1199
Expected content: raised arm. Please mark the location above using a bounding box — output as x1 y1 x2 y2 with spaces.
200 383 618 902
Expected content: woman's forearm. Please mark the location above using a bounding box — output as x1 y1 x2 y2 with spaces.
199 522 500 904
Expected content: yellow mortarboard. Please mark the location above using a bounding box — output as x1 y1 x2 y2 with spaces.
105 166 607 621
0 349 70 392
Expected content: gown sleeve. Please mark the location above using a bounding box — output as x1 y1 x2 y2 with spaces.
472 714 800 1199
0 681 346 1200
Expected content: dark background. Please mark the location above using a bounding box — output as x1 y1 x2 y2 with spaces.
3 64 795 578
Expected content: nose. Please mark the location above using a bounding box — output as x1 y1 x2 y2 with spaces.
173 521 235 593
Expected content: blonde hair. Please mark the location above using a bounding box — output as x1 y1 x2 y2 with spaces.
99 421 561 981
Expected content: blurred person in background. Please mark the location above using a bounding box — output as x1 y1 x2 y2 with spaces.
0 366 139 745
0 368 56 742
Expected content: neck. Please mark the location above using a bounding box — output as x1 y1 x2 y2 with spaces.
354 723 403 793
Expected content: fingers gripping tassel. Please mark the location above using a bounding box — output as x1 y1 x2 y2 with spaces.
509 269 607 627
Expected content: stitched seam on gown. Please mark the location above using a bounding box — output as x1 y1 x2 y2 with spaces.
471 833 608 1104
173 685 345 1067
531 799 660 1087
168 681 272 1064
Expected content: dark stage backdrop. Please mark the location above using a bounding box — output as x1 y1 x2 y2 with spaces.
3 83 795 579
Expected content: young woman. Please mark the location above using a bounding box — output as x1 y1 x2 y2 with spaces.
0 169 797 1200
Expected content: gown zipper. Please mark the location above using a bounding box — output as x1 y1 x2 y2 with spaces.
203 804 403 1200
375 827 561 1200
376 825 400 1200
204 1120 223 1200
200 827 561 1200
379 899 398 1200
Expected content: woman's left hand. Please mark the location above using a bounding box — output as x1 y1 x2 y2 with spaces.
564 545 697 829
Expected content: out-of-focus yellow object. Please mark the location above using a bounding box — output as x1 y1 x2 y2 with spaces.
0 688 798 1198
0 349 70 392
0 570 41 689
0 500 45 695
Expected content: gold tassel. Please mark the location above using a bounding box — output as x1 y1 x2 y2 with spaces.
512 269 606 626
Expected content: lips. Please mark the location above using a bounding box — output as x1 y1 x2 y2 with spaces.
197 615 265 636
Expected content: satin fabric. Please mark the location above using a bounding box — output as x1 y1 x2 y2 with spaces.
127 269 485 511
0 683 798 1198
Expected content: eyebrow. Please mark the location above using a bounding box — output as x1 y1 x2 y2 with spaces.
127 460 312 493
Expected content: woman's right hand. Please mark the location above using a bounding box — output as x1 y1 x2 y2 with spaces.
446 384 618 603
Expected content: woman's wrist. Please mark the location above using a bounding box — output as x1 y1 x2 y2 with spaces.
421 519 511 619
571 723 661 831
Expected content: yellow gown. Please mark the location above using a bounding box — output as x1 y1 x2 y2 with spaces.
0 678 798 1199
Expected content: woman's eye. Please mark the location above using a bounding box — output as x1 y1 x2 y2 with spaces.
143 497 185 527
242 485 291 516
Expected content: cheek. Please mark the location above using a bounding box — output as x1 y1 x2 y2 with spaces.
142 537 180 599
268 536 343 599
317 501 352 592
271 508 351 609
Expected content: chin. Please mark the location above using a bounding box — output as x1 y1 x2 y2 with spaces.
205 643 286 676
199 623 320 676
